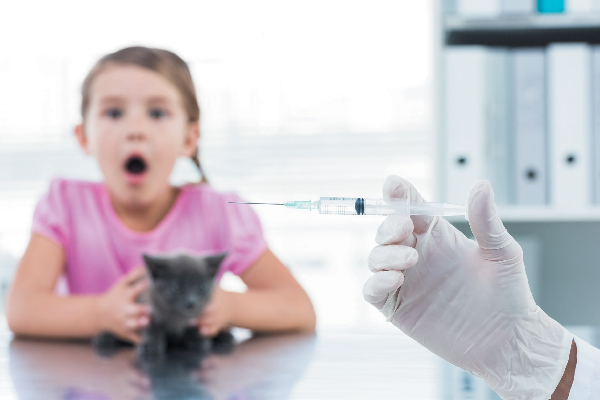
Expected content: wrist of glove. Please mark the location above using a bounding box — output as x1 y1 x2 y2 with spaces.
362 176 573 400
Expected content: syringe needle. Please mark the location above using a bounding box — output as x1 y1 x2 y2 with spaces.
228 202 285 205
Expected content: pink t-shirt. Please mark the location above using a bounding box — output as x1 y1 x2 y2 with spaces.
31 178 268 295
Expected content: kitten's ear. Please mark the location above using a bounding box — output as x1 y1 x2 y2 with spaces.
204 252 228 278
143 254 169 281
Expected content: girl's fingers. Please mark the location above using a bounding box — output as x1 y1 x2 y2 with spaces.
123 266 147 285
197 314 213 328
129 333 142 344
122 330 142 344
368 244 418 272
124 305 151 330
127 279 149 300
200 324 217 337
124 315 149 329
124 303 151 317
197 315 219 336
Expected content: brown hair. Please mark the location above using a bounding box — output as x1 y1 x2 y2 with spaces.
81 46 207 183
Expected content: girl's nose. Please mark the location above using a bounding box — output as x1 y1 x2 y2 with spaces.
126 131 146 141
126 113 148 141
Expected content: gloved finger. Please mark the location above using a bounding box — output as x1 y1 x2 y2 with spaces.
467 180 522 262
375 214 417 247
362 270 404 309
383 175 433 235
368 244 418 272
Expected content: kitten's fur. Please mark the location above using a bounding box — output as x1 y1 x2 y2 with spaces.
93 252 232 359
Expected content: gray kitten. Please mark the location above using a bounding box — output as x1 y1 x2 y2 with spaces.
93 252 231 359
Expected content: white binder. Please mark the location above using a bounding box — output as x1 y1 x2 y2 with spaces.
457 0 500 16
547 43 592 208
487 50 511 205
512 48 548 205
445 47 509 205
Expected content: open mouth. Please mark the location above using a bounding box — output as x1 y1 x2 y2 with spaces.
125 156 147 175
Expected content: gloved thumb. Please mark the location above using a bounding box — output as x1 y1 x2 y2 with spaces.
467 181 520 262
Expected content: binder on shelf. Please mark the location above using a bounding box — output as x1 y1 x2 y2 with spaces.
444 47 510 205
457 0 500 17
592 46 600 204
537 0 565 12
501 0 536 14
512 48 548 205
487 50 511 206
547 43 592 208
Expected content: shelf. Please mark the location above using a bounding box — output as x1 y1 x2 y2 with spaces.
445 14 600 46
447 206 600 223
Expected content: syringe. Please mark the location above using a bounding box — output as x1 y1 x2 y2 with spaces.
230 195 466 217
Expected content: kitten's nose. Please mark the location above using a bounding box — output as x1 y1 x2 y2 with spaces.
185 299 196 310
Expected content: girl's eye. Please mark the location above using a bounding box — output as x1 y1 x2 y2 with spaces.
149 108 167 119
104 108 123 119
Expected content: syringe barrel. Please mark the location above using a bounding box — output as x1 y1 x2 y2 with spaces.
317 197 410 215
317 197 359 215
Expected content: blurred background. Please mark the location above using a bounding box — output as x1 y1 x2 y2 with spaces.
0 1 435 331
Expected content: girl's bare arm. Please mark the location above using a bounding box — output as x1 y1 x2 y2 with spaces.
6 233 103 338
226 249 316 333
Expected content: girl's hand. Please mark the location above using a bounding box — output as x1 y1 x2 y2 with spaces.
196 287 233 337
96 266 151 344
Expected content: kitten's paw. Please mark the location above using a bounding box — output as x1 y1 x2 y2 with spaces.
93 332 118 347
185 337 211 354
211 330 235 354
180 327 211 354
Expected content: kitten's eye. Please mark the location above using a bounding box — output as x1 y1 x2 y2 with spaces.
104 108 123 119
149 108 167 120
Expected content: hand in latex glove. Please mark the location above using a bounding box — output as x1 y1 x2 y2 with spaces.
362 176 573 400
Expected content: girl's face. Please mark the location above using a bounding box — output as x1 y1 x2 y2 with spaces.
75 64 199 208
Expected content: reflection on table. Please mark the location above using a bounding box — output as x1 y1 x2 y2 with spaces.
10 323 586 399
9 331 317 400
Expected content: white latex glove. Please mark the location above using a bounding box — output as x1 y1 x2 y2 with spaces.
363 176 573 400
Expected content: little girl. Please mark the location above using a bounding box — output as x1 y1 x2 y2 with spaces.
6 46 316 343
